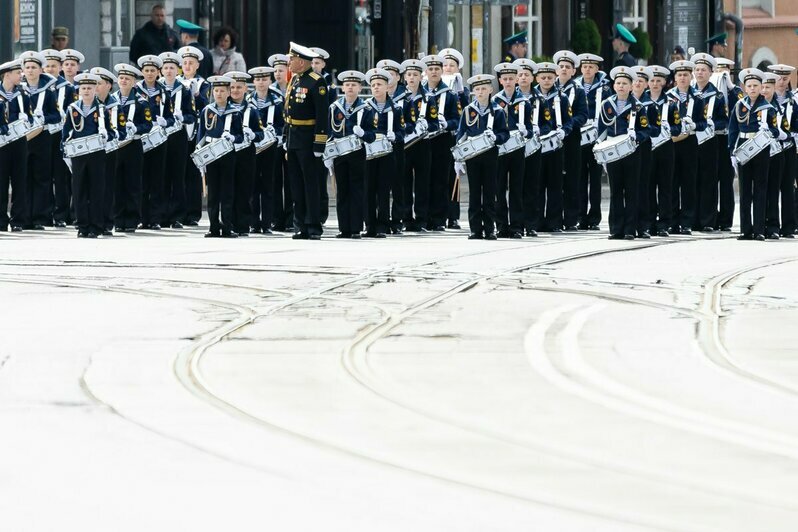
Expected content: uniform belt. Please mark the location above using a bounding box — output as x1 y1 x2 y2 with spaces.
286 117 316 126
739 132 759 139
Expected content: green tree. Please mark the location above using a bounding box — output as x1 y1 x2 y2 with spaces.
629 26 653 62
571 19 602 55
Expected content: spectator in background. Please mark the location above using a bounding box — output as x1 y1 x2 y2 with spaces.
176 19 214 79
50 27 69 51
212 26 246 75
129 4 179 63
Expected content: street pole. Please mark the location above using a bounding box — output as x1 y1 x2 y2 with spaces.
419 0 430 56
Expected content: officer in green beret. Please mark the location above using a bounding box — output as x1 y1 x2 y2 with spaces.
611 23 637 67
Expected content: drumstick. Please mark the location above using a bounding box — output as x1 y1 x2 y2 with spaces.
451 173 460 201
201 168 207 198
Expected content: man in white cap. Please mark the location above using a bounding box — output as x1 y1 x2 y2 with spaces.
761 72 789 240
767 64 797 238
439 48 468 229
248 65 282 234
646 64 679 237
400 58 432 233
377 58 408 233
514 57 542 237
0 60 31 232
714 56 742 232
630 65 662 239
267 53 293 232
90 66 120 236
312 47 337 225
61 48 84 88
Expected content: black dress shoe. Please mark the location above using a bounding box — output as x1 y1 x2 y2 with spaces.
737 234 753 240
262 228 273 235
391 226 403 234
637 231 651 239
31 224 45 230
564 226 578 232
781 233 795 239
292 232 308 240
204 231 220 238
150 223 161 230
184 220 199 227
510 231 523 239
250 227 262 234
550 228 563 233
171 222 183 229
137 223 149 230
577 224 588 231
526 229 538 237
468 232 484 240
77 232 86 238
624 234 635 240
54 221 67 228
0 226 7 232
608 234 624 240
754 234 766 241
418 227 429 233
497 229 511 238
767 232 780 240
11 226 23 232
102 230 113 236
657 230 669 237
720 227 732 232
701 226 717 233
335 232 351 239
432 225 445 232
350 233 361 239
86 232 98 238
272 225 286 232
362 231 376 238
447 220 461 229
221 231 238 238
375 232 387 238
484 232 497 240
680 228 692 235
309 234 321 240
588 224 600 231
238 232 249 237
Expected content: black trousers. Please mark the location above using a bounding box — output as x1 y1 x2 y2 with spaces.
334 148 365 235
183 136 202 224
26 132 52 227
695 136 719 229
766 146 797 236
164 129 188 225
579 143 603 227
273 147 294 230
365 152 394 234
466 147 498 235
287 148 322 236
103 149 117 231
206 151 235 235
671 135 698 230
403 140 431 229
71 150 105 235
51 133 72 224
608 149 640 237
650 140 674 232
739 148 769 236
446 147 460 224
539 148 564 231
233 144 255 234
252 145 276 231
562 130 582 228
141 142 167 226
428 133 454 228
316 155 329 224
495 148 525 233
523 150 542 233
114 140 143 230
716 134 735 229
391 143 406 229
636 139 652 234
0 137 28 229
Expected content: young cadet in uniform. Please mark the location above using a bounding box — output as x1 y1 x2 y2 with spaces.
728 68 778 241
767 64 797 238
667 59 706 235
647 65 679 237
493 62 533 238
631 65 661 238
0 60 31 232
90 67 119 236
440 48 469 229
761 72 791 240
514 57 542 237
421 54 460 232
112 63 150 233
248 66 281 234
598 66 652 240
196 75 244 238
178 46 210 226
554 50 589 231
159 51 196 229
691 53 728 233
60 49 84 87
324 70 375 239
455 74 509 240
136 54 175 230
41 49 72 227
575 53 611 231
227 70 264 236
268 53 293 232
21 51 59 230
535 61 572 233
62 73 113 238
362 67 404 238
377 59 408 233
715 57 743 232
312 47 336 225
400 58 432 233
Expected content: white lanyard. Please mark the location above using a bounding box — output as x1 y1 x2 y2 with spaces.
532 99 540 126
386 107 393 133
706 95 716 122
566 85 576 106
223 113 232 133
594 87 602 122
518 100 525 130
661 101 670 129
267 105 275 125
57 86 66 115
554 94 563 129
627 108 636 135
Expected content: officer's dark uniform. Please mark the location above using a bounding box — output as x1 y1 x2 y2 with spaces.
693 79 728 232
178 75 210 225
162 72 196 228
0 69 32 231
576 71 612 229
555 66 589 231
615 52 637 67
250 83 284 233
534 81 572 232
768 88 798 238
283 46 329 239
231 91 265 235
402 82 433 232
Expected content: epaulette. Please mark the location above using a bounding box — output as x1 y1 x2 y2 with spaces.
308 71 321 81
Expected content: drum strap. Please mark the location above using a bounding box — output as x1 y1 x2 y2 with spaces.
111 106 118 129
594 87 602 122
786 102 793 129
128 100 136 123
487 110 494 130
244 107 251 129
57 86 66 116
567 85 576 106
267 105 275 125
420 98 427 120
554 95 563 129
532 99 540 127
686 97 694 126
518 100 525 130
706 95 716 123
759 107 768 130
357 109 363 127
16 94 25 117
98 103 106 135
34 89 45 114
387 107 393 134
661 102 670 129
174 88 182 115
224 113 232 134
627 109 636 136
438 91 447 120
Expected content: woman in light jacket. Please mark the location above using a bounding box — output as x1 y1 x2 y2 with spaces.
211 26 246 75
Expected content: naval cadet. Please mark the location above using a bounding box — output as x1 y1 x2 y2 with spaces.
715 57 742 232
503 31 528 63
268 53 293 232
646 65 679 237
440 48 469 229
0 59 31 232
630 66 662 239
41 48 73 227
91 66 120 236
377 58 408 233
514 57 543 237
175 19 214 79
312 47 337 225
60 48 84 90
611 24 637 68
761 72 791 240
400 58 432 233
767 64 797 238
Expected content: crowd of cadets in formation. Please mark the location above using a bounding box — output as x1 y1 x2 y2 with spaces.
0 43 796 242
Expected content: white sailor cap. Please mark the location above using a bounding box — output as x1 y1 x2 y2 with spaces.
365 67 392 84
288 42 318 61
400 59 424 73
648 65 670 79
74 72 101 85
439 48 464 68
310 47 330 60
768 64 796 76
577 53 603 65
226 71 251 83
691 53 716 69
208 75 234 87
467 74 495 88
668 60 695 72
493 62 520 76
178 45 204 62
421 54 444 68
248 66 275 78
0 59 22 75
739 68 764 84
268 54 289 67
61 49 85 63
40 49 65 62
90 67 117 84
715 57 735 69
513 58 538 74
19 51 46 66
114 63 143 79
137 55 163 69
762 72 778 84
553 50 580 68
337 70 366 84
632 65 652 80
158 51 181 66
376 59 403 74
535 62 557 75
610 66 637 82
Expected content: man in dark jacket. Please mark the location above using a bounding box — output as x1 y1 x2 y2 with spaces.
129 4 179 62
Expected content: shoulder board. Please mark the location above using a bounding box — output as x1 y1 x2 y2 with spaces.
308 71 321 80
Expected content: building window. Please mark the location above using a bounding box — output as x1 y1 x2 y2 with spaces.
107 0 135 47
512 0 542 58
622 0 646 29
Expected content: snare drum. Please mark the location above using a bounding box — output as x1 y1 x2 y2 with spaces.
733 130 772 166
63 133 106 158
105 137 120 153
498 130 526 156
255 128 278 154
540 130 563 154
593 134 637 165
403 130 426 150
191 137 234 170
451 132 494 162
651 130 670 151
164 121 182 137
524 135 542 157
0 119 32 147
365 134 394 160
141 125 168 152
696 123 715 145
580 123 598 146
47 120 63 135
323 134 362 161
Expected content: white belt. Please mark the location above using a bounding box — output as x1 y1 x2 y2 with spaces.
739 132 759 139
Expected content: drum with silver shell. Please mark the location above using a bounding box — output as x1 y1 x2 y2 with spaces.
524 135 541 157
141 125 168 152
403 130 426 150
696 122 715 145
323 135 362 161
651 129 671 150
540 130 563 154
450 132 494 162
580 122 598 146
104 137 120 153
63 133 106 158
365 134 394 160
497 130 525 156
592 134 637 165
255 128 278 154
0 119 33 147
190 137 234 170
733 130 772 165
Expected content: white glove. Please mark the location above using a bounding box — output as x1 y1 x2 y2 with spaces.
414 121 426 136
662 124 671 137
222 132 235 143
532 124 541 137
265 124 276 136
417 117 428 130
484 129 497 142
191 80 200 96
173 111 183 123
17 113 26 122
454 161 465 175
243 127 255 142
324 157 335 171
353 125 365 138
99 128 108 142
33 109 44 120
156 115 168 127
778 129 788 141
730 156 738 174
314 152 322 158
554 128 566 141
438 115 447 130
517 123 528 136
706 118 714 130
386 131 396 142
126 123 137 137
628 130 637 142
